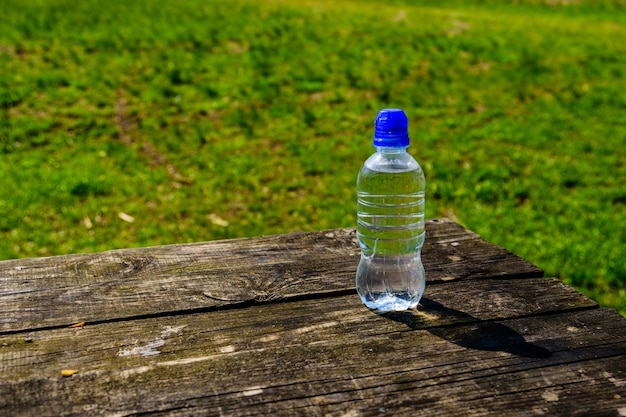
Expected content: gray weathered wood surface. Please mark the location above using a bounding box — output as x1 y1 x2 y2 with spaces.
1 218 625 416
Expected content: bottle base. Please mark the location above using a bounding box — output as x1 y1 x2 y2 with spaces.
359 293 419 312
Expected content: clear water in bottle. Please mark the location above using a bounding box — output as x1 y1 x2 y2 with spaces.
356 109 426 312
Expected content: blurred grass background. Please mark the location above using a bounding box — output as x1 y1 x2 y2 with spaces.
0 0 624 314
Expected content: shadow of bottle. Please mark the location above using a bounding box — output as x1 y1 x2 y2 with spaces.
380 298 552 359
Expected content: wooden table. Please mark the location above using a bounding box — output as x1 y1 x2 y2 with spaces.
1 218 625 416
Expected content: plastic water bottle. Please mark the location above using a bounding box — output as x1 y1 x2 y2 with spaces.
356 108 426 311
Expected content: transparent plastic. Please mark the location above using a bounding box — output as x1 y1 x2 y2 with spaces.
356 110 425 312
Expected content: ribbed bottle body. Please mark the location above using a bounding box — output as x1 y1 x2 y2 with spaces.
356 149 425 311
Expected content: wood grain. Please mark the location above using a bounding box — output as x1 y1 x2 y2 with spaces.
1 219 622 416
0 295 621 416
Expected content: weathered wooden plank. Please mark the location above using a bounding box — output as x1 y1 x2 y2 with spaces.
0 294 622 417
0 219 542 333
0 276 596 380
0 220 615 417
423 219 544 282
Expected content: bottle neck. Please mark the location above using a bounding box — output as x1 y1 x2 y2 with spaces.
375 146 408 154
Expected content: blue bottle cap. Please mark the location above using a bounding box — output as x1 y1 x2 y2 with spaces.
373 108 409 147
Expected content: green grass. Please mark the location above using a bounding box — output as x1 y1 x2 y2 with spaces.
0 0 624 315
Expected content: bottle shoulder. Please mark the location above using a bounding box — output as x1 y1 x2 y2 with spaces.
362 150 422 173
